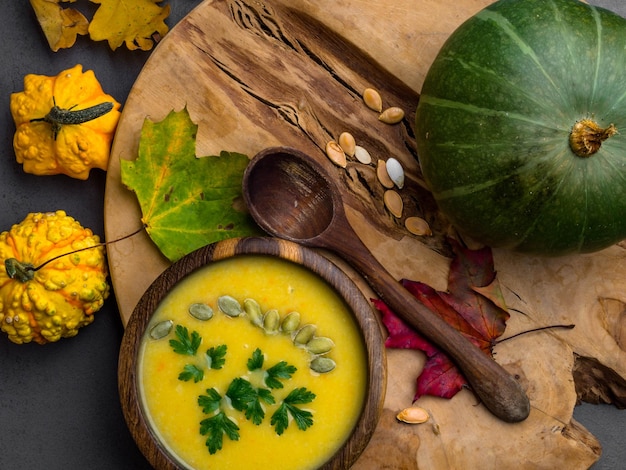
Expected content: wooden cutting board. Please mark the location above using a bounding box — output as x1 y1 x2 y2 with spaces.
104 0 626 467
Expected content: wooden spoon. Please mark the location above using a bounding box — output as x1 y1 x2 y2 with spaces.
242 146 531 423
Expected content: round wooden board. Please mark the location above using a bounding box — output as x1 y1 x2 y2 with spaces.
105 0 626 468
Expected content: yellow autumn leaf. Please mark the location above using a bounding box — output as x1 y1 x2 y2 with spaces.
29 0 89 52
88 0 170 51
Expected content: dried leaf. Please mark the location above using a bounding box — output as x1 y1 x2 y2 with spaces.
373 239 510 401
30 0 89 51
120 107 261 262
88 0 170 51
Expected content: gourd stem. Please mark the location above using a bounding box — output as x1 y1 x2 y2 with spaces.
5 259 36 282
4 224 146 282
569 119 617 157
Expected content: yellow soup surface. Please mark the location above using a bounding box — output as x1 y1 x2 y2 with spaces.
138 255 368 470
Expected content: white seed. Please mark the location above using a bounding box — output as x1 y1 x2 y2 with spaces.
379 107 405 124
384 190 403 218
386 157 404 189
396 406 429 424
377 160 394 189
405 217 432 236
338 132 356 157
354 145 372 164
363 87 383 112
325 140 347 168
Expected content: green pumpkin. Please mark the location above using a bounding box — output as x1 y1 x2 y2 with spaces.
415 0 626 256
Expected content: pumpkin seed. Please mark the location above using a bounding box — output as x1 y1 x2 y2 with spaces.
384 190 403 218
188 303 213 321
281 311 301 333
263 309 280 333
405 216 432 236
149 320 173 340
306 336 335 354
243 298 263 326
293 324 317 345
217 295 242 317
396 406 429 424
363 87 383 112
377 160 394 188
354 145 372 164
325 140 347 168
310 357 336 373
379 106 405 124
386 157 404 189
338 132 356 157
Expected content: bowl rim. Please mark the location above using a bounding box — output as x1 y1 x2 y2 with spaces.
119 236 387 470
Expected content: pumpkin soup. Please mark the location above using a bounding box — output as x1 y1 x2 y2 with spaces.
138 255 368 470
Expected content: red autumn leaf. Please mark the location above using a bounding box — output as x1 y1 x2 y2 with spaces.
372 239 510 401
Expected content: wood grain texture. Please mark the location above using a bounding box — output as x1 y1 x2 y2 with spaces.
119 237 387 470
106 0 626 467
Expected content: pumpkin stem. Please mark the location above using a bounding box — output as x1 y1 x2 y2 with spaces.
5 258 36 283
569 119 617 157
30 96 114 140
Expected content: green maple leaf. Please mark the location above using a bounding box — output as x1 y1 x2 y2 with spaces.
120 107 261 261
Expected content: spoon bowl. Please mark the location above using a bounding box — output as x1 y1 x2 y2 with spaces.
243 149 336 242
243 146 531 423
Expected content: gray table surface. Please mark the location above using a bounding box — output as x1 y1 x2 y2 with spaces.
0 1 624 469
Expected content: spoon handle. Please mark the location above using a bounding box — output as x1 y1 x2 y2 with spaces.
329 235 530 423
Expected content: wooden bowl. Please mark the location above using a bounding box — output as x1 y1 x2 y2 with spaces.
119 236 387 470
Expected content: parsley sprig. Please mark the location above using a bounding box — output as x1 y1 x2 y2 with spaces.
198 388 241 454
271 387 316 435
169 325 201 355
226 377 275 425
247 347 296 389
179 364 204 383
169 325 227 383
206 344 227 370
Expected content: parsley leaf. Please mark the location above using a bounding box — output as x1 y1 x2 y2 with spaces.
178 364 204 382
265 361 297 389
270 387 316 435
169 325 201 356
226 377 276 425
206 344 227 370
200 411 240 454
226 378 257 412
247 348 264 371
198 388 222 414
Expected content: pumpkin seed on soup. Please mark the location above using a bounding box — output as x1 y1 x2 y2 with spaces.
149 319 173 340
294 324 317 345
263 309 280 333
310 357 336 373
218 295 243 317
188 303 213 321
281 311 301 333
243 298 263 326
306 336 335 355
